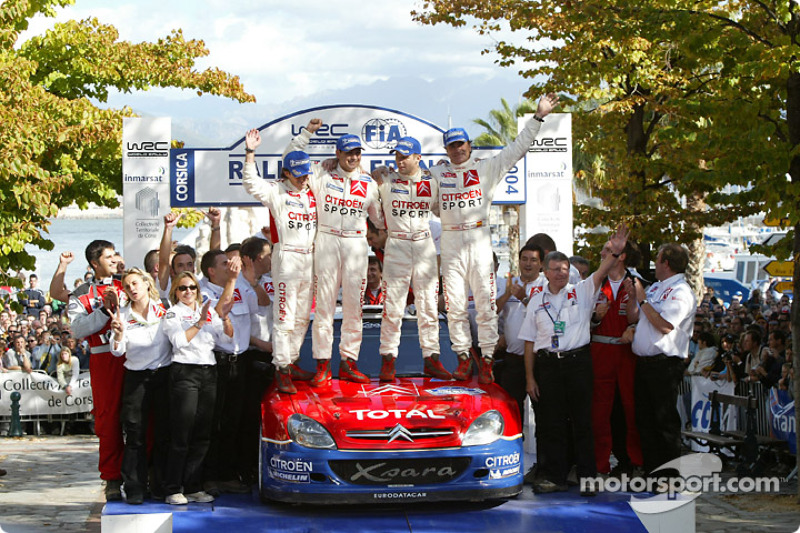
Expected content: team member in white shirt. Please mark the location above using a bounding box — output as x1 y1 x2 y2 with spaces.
197 251 256 493
110 268 171 504
162 271 234 506
496 244 544 419
519 225 629 494
625 243 696 474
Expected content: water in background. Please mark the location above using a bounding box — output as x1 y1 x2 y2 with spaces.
25 218 191 289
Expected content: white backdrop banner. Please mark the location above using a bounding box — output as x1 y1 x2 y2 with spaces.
519 112 573 253
0 371 93 416
168 105 571 209
122 117 172 269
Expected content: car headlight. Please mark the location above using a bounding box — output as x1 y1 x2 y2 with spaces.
462 410 504 446
287 414 337 449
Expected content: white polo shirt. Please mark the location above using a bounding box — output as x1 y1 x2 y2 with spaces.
500 276 540 356
163 301 230 365
518 277 598 352
110 299 171 371
632 273 696 358
199 275 257 355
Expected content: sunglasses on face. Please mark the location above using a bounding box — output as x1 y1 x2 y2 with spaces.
177 285 198 292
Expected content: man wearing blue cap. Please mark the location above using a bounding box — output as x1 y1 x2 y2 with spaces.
372 137 450 381
285 119 385 386
241 128 316 394
431 92 560 384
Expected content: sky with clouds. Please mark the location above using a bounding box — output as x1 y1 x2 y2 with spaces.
21 0 545 144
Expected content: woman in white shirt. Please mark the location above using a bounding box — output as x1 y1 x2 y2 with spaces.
161 271 233 506
109 268 171 505
56 347 80 395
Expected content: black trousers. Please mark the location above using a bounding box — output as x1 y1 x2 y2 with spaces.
535 347 596 484
205 350 250 482
497 352 526 423
164 363 217 495
120 366 170 498
240 349 273 481
634 355 684 473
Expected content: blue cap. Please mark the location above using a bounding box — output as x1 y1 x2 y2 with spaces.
283 151 311 178
391 137 421 156
336 134 362 152
443 127 469 146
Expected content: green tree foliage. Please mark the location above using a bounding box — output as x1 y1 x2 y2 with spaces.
0 0 254 285
412 1 785 279
471 97 537 146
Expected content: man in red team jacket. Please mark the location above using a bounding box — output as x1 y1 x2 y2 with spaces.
68 240 126 500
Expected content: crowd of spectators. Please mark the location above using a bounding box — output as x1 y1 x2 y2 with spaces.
689 287 793 394
0 274 90 376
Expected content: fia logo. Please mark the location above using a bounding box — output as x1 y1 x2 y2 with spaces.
350 180 368 198
416 181 431 197
463 170 480 187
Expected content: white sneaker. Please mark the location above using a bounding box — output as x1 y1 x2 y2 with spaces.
165 493 188 505
185 491 215 503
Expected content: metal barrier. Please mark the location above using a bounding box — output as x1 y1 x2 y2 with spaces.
681 377 775 439
0 412 94 436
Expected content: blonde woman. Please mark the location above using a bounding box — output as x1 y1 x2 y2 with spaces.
110 268 171 505
162 271 234 505
56 347 80 395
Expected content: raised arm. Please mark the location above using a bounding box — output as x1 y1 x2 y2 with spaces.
206 207 222 251
158 212 181 292
590 224 630 289
49 252 74 303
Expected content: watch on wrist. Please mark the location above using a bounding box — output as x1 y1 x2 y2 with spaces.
245 147 255 154
639 299 648 307
532 115 544 123
521 296 530 306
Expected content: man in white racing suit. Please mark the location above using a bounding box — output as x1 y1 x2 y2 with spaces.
242 129 316 394
285 119 385 385
373 137 450 381
430 92 559 384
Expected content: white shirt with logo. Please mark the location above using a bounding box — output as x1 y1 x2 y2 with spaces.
110 299 171 371
518 277 598 353
163 301 229 366
199 275 257 355
632 273 696 358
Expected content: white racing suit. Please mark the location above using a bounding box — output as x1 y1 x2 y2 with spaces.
243 162 317 367
377 169 440 359
285 130 385 361
430 118 543 355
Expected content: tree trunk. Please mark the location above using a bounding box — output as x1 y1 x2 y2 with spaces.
685 191 707 300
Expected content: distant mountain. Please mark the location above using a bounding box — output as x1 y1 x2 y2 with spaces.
110 74 538 148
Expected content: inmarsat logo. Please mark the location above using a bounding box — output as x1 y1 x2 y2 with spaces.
362 118 407 149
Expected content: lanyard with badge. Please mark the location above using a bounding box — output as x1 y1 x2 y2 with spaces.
542 293 565 349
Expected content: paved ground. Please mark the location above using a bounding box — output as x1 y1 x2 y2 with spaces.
0 435 797 532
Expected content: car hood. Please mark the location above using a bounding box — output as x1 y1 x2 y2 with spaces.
264 377 519 450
